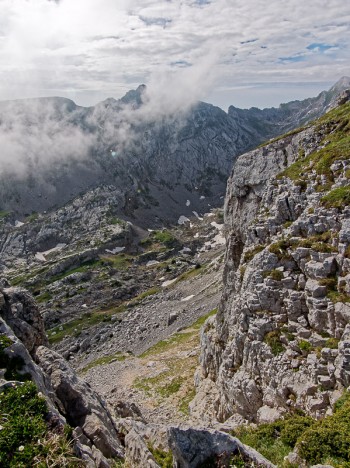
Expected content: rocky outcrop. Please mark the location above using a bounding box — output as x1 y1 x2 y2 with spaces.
0 282 48 353
168 426 275 467
193 101 350 424
35 346 124 460
0 283 125 467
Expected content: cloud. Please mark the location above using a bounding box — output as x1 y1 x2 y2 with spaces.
0 98 96 177
0 0 348 109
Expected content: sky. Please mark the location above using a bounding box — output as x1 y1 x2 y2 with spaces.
0 0 349 110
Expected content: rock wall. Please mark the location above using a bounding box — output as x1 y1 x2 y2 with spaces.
192 103 350 425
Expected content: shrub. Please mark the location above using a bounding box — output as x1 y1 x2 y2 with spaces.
263 269 284 281
298 340 313 353
264 330 284 355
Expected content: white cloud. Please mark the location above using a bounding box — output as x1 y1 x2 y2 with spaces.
0 0 349 108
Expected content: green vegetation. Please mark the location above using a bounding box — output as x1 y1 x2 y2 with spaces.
0 381 80 467
298 340 313 354
269 239 292 260
0 210 10 220
325 337 340 349
264 330 284 356
108 216 123 225
140 332 195 358
25 212 39 223
258 126 306 148
134 375 185 398
243 245 264 263
263 269 284 281
99 253 133 270
269 232 337 260
278 102 350 188
148 444 173 468
140 230 178 249
140 308 217 358
35 291 53 303
297 391 350 465
80 352 127 373
233 391 350 467
179 388 196 415
48 284 161 344
232 414 314 466
321 186 350 209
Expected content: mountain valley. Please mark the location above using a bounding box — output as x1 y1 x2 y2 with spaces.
0 79 350 467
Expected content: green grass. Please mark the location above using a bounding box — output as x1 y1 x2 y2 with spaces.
35 291 53 303
134 375 185 398
321 186 350 209
298 340 313 353
325 337 340 349
80 352 127 373
140 332 195 358
0 381 81 467
278 102 350 186
264 330 284 356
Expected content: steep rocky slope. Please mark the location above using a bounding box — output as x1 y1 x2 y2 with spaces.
1 78 349 227
193 99 350 430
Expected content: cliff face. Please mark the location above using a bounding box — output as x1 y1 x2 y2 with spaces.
192 101 350 425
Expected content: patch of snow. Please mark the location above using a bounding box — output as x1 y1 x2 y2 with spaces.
42 243 67 256
194 233 199 238
186 200 191 207
14 220 24 228
178 215 191 225
162 278 177 288
35 252 46 262
180 247 191 254
105 246 125 254
147 229 154 232
146 260 160 267
181 294 195 302
200 195 205 200
82 304 88 309
192 211 203 220
205 213 215 217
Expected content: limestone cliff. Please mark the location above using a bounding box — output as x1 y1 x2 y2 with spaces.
193 100 350 425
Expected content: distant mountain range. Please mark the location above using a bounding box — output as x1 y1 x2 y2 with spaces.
0 76 349 225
